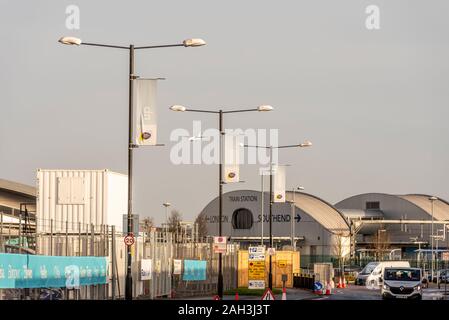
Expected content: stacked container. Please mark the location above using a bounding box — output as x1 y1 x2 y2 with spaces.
36 169 128 234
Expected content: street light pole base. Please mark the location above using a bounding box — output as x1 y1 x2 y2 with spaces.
217 273 224 298
125 274 133 300
268 273 273 290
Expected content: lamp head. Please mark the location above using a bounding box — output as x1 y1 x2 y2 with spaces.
170 105 187 112
257 105 273 112
299 140 313 147
183 38 206 47
58 36 82 45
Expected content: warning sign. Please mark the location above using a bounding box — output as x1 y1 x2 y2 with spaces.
278 260 287 268
261 288 275 300
248 246 266 289
213 236 227 254
249 261 266 280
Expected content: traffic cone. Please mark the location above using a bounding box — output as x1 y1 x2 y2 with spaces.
282 287 287 300
342 277 346 288
325 282 332 295
337 277 342 288
235 292 239 300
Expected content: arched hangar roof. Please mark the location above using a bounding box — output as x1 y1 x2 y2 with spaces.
336 193 449 221
286 191 350 236
398 194 449 221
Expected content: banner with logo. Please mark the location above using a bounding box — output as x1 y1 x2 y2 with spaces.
273 165 286 202
224 134 241 183
173 259 182 275
0 253 107 289
133 79 158 146
140 259 152 280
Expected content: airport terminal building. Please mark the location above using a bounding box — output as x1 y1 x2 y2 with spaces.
200 190 449 267
199 189 352 267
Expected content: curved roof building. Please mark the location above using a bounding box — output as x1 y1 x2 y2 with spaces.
335 193 449 222
200 189 351 264
335 193 449 246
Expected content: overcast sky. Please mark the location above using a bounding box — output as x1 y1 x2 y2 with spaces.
1 0 448 225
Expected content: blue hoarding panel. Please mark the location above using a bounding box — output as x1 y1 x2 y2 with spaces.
0 253 107 289
182 260 207 281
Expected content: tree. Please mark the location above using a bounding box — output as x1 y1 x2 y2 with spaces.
333 232 350 273
372 228 390 261
141 217 154 233
168 210 183 242
194 212 208 241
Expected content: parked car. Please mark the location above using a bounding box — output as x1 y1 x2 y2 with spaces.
355 262 379 285
438 270 448 283
381 267 423 300
39 288 64 300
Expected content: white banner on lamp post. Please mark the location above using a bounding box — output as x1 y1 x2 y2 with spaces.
224 134 241 183
133 79 158 146
273 165 286 202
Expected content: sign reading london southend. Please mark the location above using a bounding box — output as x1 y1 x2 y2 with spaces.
205 213 301 224
0 253 107 289
204 194 302 224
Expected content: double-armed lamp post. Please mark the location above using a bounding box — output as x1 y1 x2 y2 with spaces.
169 104 273 298
58 36 206 300
243 141 312 290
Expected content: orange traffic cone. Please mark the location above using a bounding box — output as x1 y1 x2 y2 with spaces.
235 292 239 300
337 277 342 288
325 282 332 295
342 277 346 288
282 287 287 300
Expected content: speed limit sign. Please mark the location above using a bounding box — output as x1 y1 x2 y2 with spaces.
124 234 135 246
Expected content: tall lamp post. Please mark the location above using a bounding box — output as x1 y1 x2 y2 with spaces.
59 36 206 300
429 196 438 281
243 141 312 290
169 104 273 298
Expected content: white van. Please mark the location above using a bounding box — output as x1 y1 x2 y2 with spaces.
381 267 423 300
365 261 410 288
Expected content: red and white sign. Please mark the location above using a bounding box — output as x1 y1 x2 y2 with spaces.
124 234 135 246
213 236 227 254
213 295 221 300
261 288 275 300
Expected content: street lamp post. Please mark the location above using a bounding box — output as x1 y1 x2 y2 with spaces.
59 36 205 300
170 104 273 298
244 141 312 290
429 196 438 281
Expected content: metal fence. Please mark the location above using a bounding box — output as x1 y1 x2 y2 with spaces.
171 240 239 298
0 218 240 300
